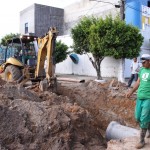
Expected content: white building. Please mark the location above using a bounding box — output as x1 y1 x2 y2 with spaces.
56 0 125 82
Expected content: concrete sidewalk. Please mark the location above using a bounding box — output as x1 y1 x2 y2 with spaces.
56 74 97 82
56 74 127 83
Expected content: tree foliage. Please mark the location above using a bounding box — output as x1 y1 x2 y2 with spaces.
71 16 97 54
71 15 144 79
54 40 69 64
0 33 20 46
89 15 143 59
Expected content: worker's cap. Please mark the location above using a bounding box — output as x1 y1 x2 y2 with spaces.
140 54 150 63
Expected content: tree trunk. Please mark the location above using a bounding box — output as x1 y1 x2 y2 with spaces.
88 55 104 80
95 57 103 80
96 66 102 80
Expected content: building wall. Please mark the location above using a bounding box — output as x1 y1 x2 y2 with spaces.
125 0 149 29
20 4 35 34
125 0 141 28
20 4 64 36
34 4 64 37
56 35 123 81
141 30 150 53
64 0 120 34
124 0 150 78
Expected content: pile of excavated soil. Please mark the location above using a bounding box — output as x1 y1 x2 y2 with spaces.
107 137 150 150
0 77 149 149
58 80 137 131
0 84 106 150
57 80 150 149
0 77 6 86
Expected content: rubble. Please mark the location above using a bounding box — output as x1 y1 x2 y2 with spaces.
107 137 150 150
0 83 106 150
0 77 149 149
58 80 137 130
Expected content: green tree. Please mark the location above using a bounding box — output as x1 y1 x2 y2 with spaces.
0 33 20 46
55 40 69 64
71 16 143 80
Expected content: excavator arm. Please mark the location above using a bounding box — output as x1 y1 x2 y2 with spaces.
35 27 58 91
35 27 57 80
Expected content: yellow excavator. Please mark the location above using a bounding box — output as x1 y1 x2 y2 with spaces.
0 27 58 91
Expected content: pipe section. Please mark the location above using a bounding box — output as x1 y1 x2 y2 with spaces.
106 121 139 141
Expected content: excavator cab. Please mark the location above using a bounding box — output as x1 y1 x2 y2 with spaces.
0 34 38 82
6 35 38 66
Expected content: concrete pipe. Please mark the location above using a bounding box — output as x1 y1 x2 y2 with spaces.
105 121 139 141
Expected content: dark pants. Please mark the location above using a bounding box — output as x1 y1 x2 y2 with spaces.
128 73 138 87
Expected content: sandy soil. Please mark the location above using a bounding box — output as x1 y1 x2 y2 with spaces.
0 77 149 149
57 79 150 149
0 78 106 150
107 137 150 150
57 80 137 130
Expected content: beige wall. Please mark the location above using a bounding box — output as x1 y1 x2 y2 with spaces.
64 0 120 34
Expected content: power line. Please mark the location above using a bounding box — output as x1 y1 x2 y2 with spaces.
89 0 124 20
64 2 120 31
85 1 100 15
89 0 120 7
89 0 149 20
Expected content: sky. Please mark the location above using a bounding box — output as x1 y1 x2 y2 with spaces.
0 0 79 40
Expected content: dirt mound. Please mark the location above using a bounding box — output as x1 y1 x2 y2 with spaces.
107 137 150 150
0 78 145 149
57 80 150 149
0 84 106 150
58 80 137 131
0 78 6 86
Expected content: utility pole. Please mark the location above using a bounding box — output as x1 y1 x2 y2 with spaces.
120 0 125 20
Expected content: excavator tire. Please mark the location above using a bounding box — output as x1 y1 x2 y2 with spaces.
4 65 22 82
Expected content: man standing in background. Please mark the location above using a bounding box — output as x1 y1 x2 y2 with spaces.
127 57 140 87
